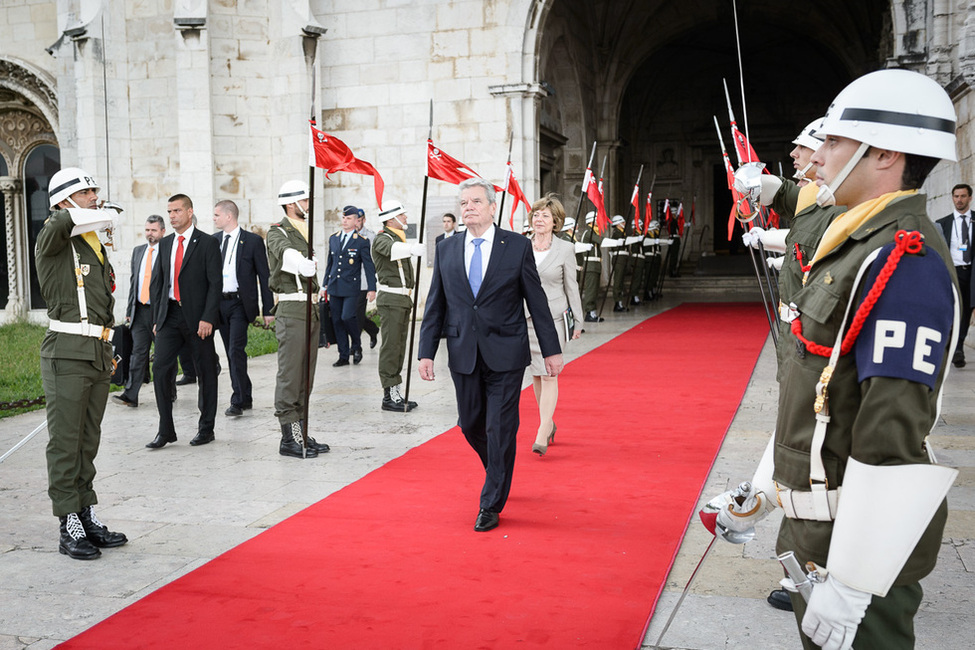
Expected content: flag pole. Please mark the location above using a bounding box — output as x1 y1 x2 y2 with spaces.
576 144 600 310
401 100 433 411
300 65 318 456
496 133 513 228
640 173 659 300
623 164 645 308
598 161 641 319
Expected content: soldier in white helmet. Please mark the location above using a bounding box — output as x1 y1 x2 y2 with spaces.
36 167 127 559
266 180 330 458
706 69 961 650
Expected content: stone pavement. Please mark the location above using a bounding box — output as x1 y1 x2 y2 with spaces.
1 296 972 650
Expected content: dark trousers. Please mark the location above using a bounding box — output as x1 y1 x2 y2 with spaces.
218 296 251 408
178 343 196 378
122 302 154 404
955 265 972 359
450 355 524 513
356 290 379 340
153 301 218 437
329 293 360 360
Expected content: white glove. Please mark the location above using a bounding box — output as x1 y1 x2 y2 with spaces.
574 242 593 253
802 575 873 650
742 226 765 249
411 243 425 257
733 162 765 202
601 238 623 249
766 255 784 271
624 235 643 245
699 482 770 543
67 208 114 236
297 257 317 277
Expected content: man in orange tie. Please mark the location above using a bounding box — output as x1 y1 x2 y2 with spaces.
113 215 165 407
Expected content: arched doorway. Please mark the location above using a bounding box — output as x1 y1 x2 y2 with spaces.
0 58 59 320
531 0 890 268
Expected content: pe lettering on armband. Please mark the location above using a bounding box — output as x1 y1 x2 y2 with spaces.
855 244 954 389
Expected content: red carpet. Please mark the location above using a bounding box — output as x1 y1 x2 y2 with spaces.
60 303 768 649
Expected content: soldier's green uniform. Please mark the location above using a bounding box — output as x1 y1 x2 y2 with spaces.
266 217 319 427
774 192 955 649
642 223 663 299
627 233 646 302
371 225 415 391
608 224 629 303
769 179 844 380
577 221 603 313
36 209 115 517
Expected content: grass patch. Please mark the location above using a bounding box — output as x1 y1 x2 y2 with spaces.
0 323 46 419
0 320 279 421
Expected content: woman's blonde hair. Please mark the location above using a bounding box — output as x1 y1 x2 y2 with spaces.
530 193 565 232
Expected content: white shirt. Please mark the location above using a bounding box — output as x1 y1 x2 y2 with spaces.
950 211 972 267
168 225 195 301
136 243 159 305
221 226 241 292
464 224 495 286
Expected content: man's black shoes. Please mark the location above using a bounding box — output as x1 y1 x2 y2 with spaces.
382 385 417 412
111 394 137 407
370 333 378 349
146 432 177 449
474 509 499 532
767 588 794 611
353 348 363 364
584 311 603 323
189 431 215 446
279 422 320 458
333 358 350 367
613 301 627 312
225 405 243 417
175 375 196 386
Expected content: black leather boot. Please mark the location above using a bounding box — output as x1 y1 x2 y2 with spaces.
382 385 417 412
613 301 627 312
279 422 318 458
59 513 101 560
299 419 330 453
78 506 128 548
584 310 603 323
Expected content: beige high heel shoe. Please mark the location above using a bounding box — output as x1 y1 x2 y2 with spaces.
532 423 556 455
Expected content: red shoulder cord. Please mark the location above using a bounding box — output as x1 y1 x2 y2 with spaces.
791 230 924 357
794 243 812 273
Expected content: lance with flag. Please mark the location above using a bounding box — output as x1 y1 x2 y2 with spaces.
623 166 647 308
576 144 602 315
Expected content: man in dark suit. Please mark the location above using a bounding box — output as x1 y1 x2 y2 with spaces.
419 178 563 532
936 182 973 367
113 215 165 407
213 200 274 416
324 206 376 366
146 194 222 448
435 212 457 243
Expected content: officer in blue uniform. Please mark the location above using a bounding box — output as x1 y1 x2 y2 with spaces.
324 205 376 366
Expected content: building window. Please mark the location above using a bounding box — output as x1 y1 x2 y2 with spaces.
23 144 60 309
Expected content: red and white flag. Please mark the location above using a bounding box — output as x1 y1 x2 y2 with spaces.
644 190 654 235
310 123 385 209
427 140 482 185
505 163 532 229
676 202 685 237
583 167 609 234
630 182 641 234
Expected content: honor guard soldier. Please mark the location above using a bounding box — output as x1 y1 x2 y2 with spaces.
601 214 628 311
37 167 127 559
266 180 330 458
704 69 961 650
577 211 604 322
626 222 647 306
557 217 575 243
371 201 424 411
641 219 663 301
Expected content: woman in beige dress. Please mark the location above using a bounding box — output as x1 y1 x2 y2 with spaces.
526 194 584 455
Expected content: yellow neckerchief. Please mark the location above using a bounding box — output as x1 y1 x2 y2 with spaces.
795 181 819 215
387 225 406 242
809 190 916 266
80 232 104 264
287 216 308 242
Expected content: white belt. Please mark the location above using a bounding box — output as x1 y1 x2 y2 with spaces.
776 484 842 521
278 292 319 303
583 256 601 262
377 283 412 296
614 251 629 256
633 253 646 259
49 319 114 342
779 301 799 323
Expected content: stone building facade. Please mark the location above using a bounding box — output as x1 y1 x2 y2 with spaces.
1 0 974 321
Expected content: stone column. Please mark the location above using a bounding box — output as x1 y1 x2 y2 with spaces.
0 176 25 322
488 83 549 201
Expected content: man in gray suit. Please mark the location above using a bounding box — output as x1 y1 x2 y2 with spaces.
113 215 165 407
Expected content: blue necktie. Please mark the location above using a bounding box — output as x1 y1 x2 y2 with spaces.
469 238 484 297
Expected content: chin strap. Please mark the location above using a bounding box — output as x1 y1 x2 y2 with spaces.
816 143 870 207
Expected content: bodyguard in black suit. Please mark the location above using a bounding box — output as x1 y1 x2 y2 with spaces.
419 179 563 532
213 200 274 415
324 206 376 366
936 183 974 367
435 211 457 243
113 215 166 407
146 194 222 448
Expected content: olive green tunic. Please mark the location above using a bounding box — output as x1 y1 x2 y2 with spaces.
371 226 415 388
